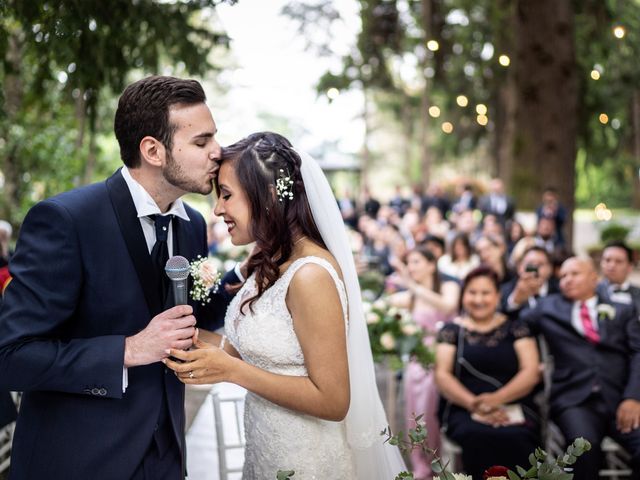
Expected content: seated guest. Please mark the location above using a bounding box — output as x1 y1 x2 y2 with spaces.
435 266 541 479
438 233 480 282
597 240 640 315
389 247 460 480
500 246 560 315
474 234 514 286
522 256 640 479
533 216 562 257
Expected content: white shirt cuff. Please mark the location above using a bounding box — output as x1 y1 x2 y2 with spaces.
234 262 245 283
122 367 128 393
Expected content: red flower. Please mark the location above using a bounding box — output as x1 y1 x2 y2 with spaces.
483 465 510 479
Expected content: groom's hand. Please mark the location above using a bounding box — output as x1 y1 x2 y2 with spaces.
124 305 196 367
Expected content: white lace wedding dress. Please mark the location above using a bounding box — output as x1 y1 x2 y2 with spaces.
224 256 356 479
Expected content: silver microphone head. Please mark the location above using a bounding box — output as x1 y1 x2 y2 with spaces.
165 255 190 281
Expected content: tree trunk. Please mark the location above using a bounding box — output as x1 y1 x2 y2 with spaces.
418 0 432 187
360 88 372 190
1 27 25 224
632 90 640 209
493 0 517 182
401 100 414 182
511 0 578 246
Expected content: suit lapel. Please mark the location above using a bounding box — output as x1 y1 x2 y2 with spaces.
595 295 612 345
106 169 164 315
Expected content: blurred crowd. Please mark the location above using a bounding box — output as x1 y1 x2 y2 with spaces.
3 176 639 479
325 178 639 480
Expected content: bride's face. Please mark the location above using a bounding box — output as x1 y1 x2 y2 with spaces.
214 162 253 245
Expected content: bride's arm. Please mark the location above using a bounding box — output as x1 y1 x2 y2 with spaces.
165 263 350 422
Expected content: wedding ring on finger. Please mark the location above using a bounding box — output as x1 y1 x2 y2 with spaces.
189 371 194 379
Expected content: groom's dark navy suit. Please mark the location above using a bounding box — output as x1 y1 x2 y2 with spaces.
522 293 640 478
0 169 235 479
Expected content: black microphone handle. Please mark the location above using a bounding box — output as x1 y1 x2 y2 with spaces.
171 278 189 305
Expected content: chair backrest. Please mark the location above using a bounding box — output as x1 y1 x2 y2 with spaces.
0 393 19 475
211 390 246 480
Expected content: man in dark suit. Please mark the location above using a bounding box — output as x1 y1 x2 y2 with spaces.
598 240 640 316
0 76 238 479
523 256 640 479
477 178 515 226
500 246 560 316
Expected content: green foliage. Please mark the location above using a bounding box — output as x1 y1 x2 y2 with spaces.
289 0 640 205
276 470 295 480
0 0 234 225
600 223 630 243
382 416 591 480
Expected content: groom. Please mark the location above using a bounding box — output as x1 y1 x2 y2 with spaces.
0 76 237 479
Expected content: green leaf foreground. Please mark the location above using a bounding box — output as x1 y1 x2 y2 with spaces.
277 415 590 479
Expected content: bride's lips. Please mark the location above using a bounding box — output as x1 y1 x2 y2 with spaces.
224 220 236 234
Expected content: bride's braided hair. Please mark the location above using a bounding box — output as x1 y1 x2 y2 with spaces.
217 132 325 312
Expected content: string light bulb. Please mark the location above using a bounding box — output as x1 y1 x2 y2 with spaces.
427 40 439 51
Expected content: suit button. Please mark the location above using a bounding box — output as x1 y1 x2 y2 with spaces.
99 388 107 396
91 388 100 395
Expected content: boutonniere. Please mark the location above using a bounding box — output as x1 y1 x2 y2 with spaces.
189 256 222 305
597 303 616 321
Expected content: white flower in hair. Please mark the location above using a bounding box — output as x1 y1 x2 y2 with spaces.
275 169 294 201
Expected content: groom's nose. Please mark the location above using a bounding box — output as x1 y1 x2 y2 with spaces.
209 141 221 162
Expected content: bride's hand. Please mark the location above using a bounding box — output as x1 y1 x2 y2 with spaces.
163 337 234 385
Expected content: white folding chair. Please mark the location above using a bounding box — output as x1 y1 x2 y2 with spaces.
0 392 20 476
210 389 246 480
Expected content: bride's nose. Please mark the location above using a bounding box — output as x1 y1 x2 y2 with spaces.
213 199 224 216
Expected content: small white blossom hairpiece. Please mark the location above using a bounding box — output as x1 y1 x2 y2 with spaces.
275 169 294 202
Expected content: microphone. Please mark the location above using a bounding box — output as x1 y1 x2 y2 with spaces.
165 255 190 305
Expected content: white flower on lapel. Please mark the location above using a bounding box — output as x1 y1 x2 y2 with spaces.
597 303 616 321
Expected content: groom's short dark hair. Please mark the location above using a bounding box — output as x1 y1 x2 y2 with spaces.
114 76 206 168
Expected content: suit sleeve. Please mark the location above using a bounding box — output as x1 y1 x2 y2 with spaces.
0 200 125 399
623 304 640 400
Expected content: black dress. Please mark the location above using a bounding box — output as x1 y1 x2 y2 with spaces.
437 320 541 478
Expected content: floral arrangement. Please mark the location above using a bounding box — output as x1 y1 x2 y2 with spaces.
363 297 435 370
189 255 222 305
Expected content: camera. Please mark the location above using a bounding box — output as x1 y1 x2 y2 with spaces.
524 264 539 277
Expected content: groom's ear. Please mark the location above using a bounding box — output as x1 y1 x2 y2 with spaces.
139 136 166 168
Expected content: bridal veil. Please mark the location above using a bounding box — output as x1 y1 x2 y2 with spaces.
298 150 407 478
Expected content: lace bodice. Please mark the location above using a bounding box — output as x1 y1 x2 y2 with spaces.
224 256 355 479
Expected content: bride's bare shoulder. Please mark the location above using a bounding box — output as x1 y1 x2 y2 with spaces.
298 241 343 281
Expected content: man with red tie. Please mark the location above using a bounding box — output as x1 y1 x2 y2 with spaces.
523 256 640 479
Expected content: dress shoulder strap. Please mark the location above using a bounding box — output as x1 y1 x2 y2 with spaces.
281 255 349 325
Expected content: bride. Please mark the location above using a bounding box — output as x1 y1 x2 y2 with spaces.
165 132 405 478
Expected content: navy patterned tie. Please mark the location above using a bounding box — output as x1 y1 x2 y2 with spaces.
149 214 172 302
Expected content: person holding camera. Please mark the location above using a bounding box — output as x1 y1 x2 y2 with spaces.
500 246 560 315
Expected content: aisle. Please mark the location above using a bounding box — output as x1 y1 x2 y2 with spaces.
186 383 246 480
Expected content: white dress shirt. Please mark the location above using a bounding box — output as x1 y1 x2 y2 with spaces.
608 281 633 305
119 166 191 392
